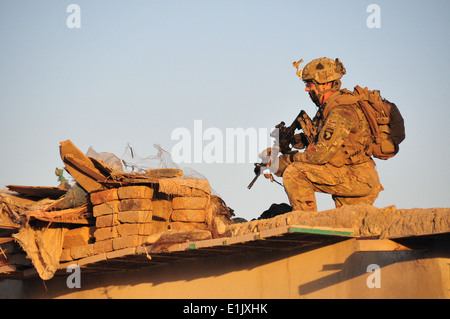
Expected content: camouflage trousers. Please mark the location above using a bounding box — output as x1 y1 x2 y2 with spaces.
282 160 382 211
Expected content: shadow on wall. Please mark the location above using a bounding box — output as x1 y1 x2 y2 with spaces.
21 234 450 299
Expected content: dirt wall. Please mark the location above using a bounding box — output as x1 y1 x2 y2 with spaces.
17 238 450 299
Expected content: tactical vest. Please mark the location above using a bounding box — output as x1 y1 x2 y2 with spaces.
317 90 374 166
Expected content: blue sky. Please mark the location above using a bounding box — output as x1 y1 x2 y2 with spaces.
1 1 449 221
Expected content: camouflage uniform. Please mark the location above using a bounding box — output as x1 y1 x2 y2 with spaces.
282 88 383 211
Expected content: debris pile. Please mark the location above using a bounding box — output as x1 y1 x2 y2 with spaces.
1 140 449 282
0 140 234 280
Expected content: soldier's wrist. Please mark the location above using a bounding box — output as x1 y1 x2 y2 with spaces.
292 152 302 162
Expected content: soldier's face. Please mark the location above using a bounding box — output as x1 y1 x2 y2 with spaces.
304 82 332 106
304 81 315 91
304 82 321 106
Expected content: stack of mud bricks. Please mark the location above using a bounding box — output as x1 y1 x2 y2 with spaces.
60 226 95 262
59 184 211 262
91 185 210 253
169 196 209 231
91 186 163 254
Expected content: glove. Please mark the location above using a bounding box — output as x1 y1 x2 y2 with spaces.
258 147 273 162
258 146 280 162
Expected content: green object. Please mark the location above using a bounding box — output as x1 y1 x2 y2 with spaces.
55 168 69 183
288 226 354 237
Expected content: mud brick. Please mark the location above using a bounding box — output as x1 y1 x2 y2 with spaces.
116 224 140 237
152 219 169 233
171 209 206 223
96 213 119 228
190 188 210 197
94 226 118 241
113 235 147 250
63 226 95 249
70 244 94 260
172 197 208 210
138 223 155 235
118 198 152 212
152 199 172 220
93 200 120 217
90 188 119 205
60 249 73 262
169 221 208 231
117 223 154 237
93 239 114 254
117 211 153 224
118 186 154 199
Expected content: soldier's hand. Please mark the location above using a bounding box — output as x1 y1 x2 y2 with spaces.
292 133 307 150
258 147 272 162
269 154 292 177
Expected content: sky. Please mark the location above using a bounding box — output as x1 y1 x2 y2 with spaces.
1 0 449 221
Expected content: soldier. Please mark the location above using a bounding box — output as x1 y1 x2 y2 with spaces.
268 57 383 211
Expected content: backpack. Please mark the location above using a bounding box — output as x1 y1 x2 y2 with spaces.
353 86 405 160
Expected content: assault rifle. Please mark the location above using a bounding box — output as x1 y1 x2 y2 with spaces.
273 110 316 154
247 110 316 189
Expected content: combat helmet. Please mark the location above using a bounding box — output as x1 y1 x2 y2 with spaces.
292 57 347 106
293 57 346 84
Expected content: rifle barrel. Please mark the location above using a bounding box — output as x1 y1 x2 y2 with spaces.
247 174 260 189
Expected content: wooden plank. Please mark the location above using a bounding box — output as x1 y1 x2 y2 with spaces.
102 177 160 185
64 154 107 181
60 140 106 193
0 223 22 231
289 226 355 237
29 205 92 225
6 185 68 199
189 237 228 249
106 247 137 260
0 238 14 245
37 224 356 273
226 233 261 245
0 223 20 230
145 168 183 178
259 226 290 239
89 157 115 176
76 253 107 266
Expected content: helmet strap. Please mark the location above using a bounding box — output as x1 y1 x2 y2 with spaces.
331 79 342 91
310 80 342 106
310 80 332 106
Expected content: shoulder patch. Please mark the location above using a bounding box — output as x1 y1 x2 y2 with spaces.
323 128 334 140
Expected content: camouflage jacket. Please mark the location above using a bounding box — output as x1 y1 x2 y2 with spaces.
293 89 374 167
